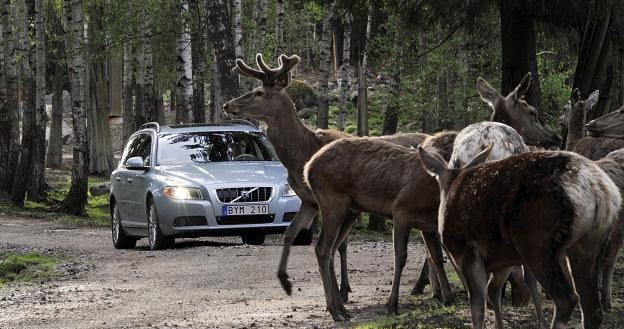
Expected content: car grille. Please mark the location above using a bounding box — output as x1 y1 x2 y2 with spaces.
216 214 275 225
215 187 273 203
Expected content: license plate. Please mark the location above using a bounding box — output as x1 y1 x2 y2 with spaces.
222 204 269 216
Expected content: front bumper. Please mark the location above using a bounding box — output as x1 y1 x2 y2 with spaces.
154 190 301 237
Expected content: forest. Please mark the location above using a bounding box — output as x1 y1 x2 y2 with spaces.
0 0 624 328
0 0 621 217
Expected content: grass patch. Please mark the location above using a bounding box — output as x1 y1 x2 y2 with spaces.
0 170 110 227
0 252 60 287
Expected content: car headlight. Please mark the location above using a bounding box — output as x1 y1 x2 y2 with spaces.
283 184 297 197
163 186 203 200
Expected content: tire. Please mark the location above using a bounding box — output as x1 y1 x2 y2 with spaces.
293 228 314 246
111 202 137 249
147 200 175 250
242 234 266 245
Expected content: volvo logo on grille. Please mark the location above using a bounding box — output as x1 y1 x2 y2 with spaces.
240 191 251 200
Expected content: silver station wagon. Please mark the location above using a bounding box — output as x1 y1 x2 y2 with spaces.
109 121 303 250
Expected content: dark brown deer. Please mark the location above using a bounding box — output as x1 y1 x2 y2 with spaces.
477 73 561 149
223 54 443 305
419 146 621 329
586 105 624 139
303 133 459 320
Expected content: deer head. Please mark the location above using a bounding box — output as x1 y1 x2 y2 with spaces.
477 73 562 149
586 106 624 138
223 53 301 122
560 89 599 128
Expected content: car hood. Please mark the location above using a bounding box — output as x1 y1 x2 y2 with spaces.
155 162 288 186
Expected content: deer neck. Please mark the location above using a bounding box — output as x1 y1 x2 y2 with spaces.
264 98 322 171
566 105 587 150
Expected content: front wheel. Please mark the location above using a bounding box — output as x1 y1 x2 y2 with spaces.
111 203 137 249
242 234 265 245
147 201 175 250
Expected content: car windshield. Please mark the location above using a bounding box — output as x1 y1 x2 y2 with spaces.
157 131 279 165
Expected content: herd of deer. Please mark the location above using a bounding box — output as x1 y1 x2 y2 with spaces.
223 54 624 329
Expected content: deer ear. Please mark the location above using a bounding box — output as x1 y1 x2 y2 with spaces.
586 90 600 111
514 72 532 100
418 146 449 178
477 77 500 107
464 144 493 170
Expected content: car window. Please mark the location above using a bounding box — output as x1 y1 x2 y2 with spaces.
121 134 152 167
157 131 278 165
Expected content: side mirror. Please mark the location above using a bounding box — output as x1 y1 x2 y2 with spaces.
126 156 148 170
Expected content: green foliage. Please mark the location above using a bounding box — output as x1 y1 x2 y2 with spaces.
0 252 60 286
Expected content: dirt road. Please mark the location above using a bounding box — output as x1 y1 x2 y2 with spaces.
0 216 430 329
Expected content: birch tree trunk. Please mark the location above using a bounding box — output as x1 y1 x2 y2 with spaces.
337 13 352 131
31 0 47 199
46 13 65 169
256 0 267 54
207 0 239 122
0 0 20 195
357 4 373 137
11 0 36 206
190 0 206 123
87 1 115 175
143 21 155 122
175 0 193 124
62 0 89 216
134 40 146 127
233 0 243 59
122 42 135 145
274 0 284 58
317 0 334 129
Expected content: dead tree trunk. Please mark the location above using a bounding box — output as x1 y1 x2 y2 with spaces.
337 13 351 131
62 0 89 216
46 14 66 169
0 0 20 195
317 0 334 129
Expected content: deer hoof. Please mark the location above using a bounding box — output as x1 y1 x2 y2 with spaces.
277 272 292 295
339 285 351 303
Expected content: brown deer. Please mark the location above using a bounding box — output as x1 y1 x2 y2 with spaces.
448 122 547 329
303 133 459 320
419 146 621 329
564 90 624 309
477 72 561 149
564 89 624 159
586 106 624 139
223 54 443 305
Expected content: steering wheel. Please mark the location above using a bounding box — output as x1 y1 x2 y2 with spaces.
234 154 259 161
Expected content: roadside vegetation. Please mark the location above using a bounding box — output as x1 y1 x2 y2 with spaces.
0 252 60 287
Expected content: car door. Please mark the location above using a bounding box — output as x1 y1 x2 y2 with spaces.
125 133 152 226
114 135 140 220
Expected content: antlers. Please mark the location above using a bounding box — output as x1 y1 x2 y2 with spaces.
234 53 301 87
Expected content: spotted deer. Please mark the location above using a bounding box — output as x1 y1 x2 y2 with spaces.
419 146 621 329
223 54 443 305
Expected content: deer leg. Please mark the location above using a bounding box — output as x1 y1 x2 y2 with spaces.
326 213 358 315
422 231 455 305
601 214 624 309
278 202 318 295
315 198 351 321
386 218 412 315
458 251 487 329
568 242 604 329
338 212 359 303
487 268 512 329
523 267 547 329
411 258 430 295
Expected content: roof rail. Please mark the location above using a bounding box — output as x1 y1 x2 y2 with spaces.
139 122 160 132
225 119 257 127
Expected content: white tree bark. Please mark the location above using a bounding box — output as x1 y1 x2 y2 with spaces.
337 13 352 131
274 0 284 58
62 0 89 216
317 0 334 129
233 0 243 59
175 0 193 124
